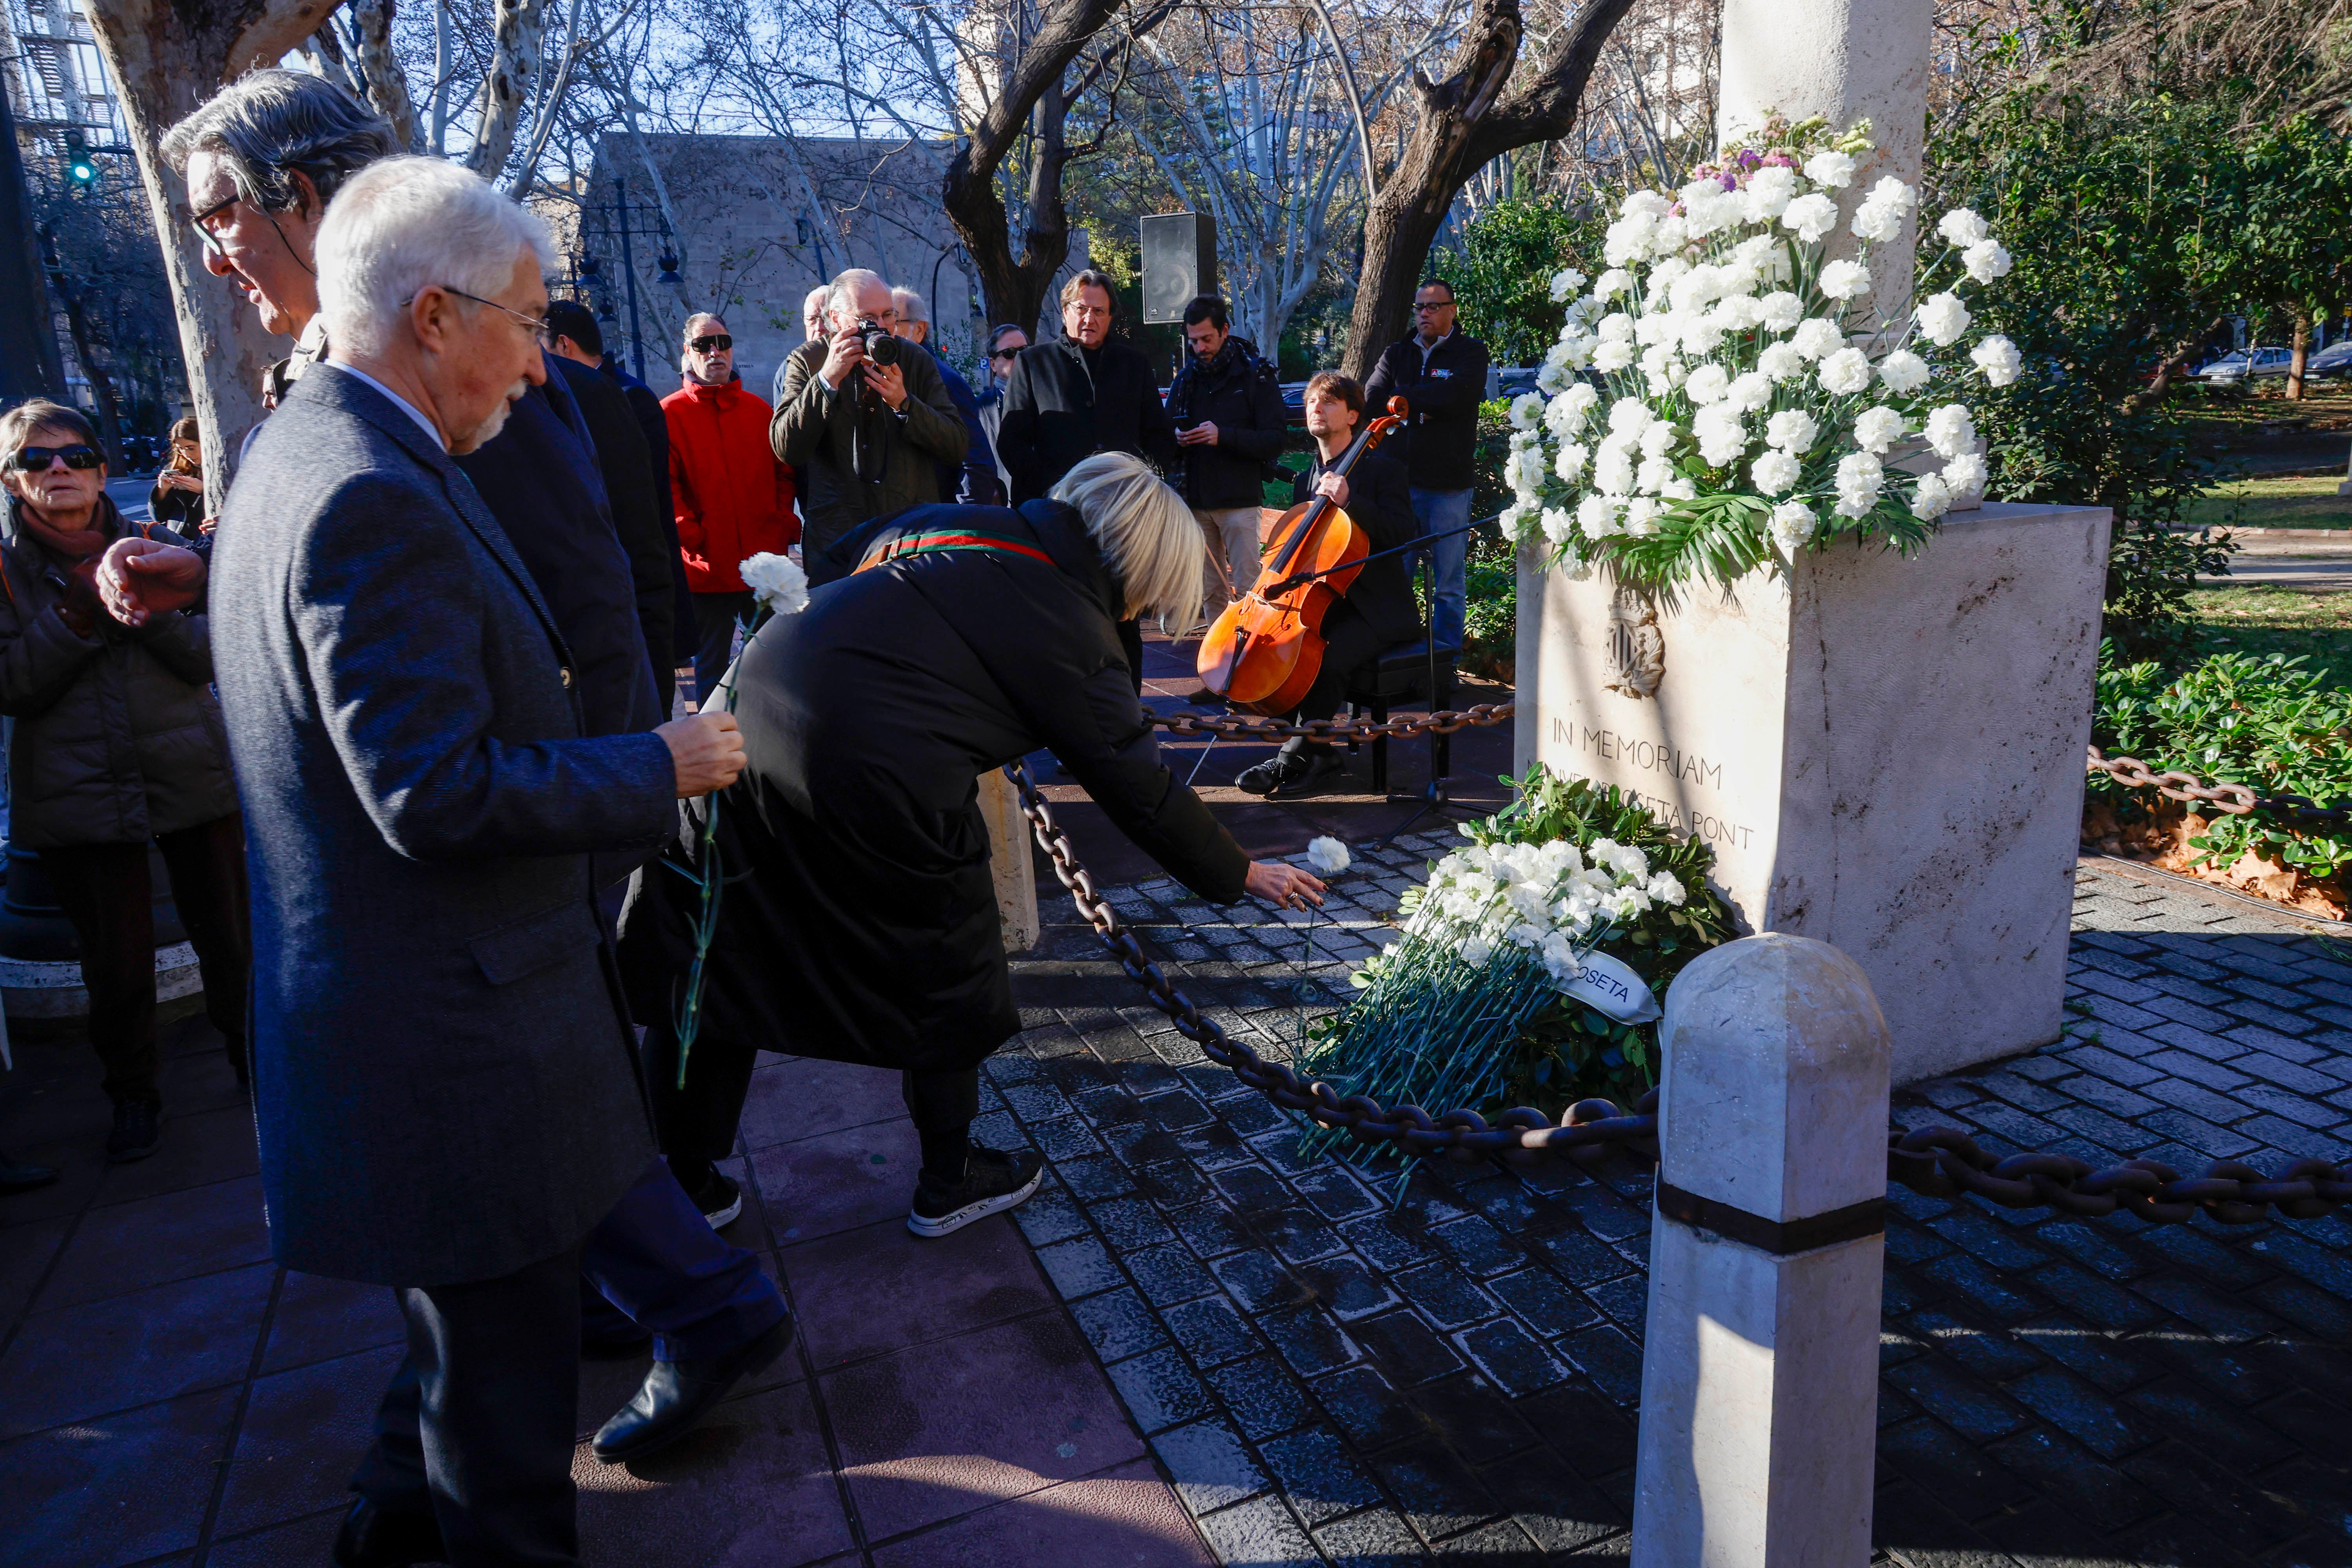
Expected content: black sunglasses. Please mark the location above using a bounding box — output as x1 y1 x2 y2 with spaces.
990 347 1022 361
690 334 733 353
11 444 103 472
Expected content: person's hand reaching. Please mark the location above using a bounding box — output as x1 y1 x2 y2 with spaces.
1245 860 1325 911
98 537 206 628
656 711 746 797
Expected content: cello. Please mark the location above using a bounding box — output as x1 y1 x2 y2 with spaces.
1194 394 1410 715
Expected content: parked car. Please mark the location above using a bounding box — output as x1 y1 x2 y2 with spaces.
2196 347 2294 383
2306 341 2352 379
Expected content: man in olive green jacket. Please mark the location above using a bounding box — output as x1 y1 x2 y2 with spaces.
771 268 968 584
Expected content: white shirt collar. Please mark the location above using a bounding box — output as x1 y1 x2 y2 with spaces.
318 359 445 451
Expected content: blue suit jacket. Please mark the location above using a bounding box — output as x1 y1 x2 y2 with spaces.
214 367 675 1286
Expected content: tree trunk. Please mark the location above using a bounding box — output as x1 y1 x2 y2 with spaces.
2288 308 2310 401
941 0 1128 337
82 0 340 512
41 227 126 458
1341 0 1636 379
352 0 422 152
470 0 546 178
2118 314 2228 416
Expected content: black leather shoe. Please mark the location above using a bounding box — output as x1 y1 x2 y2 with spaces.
592 1314 794 1464
331 1495 446 1567
0 1151 59 1194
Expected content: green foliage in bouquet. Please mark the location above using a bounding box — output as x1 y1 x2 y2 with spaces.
1298 767 1736 1168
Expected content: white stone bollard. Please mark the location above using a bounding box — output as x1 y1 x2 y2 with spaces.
978 768 1040 955
1632 933 1891 1568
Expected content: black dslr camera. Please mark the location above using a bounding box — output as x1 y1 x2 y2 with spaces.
855 318 901 366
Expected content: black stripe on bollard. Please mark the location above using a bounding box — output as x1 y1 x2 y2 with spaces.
1655 1180 1887 1256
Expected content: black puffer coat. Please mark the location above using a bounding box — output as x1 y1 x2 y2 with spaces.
646 500 1250 1073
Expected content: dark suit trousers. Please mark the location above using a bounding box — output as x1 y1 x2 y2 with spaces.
1278 603 1385 751
692 589 755 705
352 1245 583 1566
45 813 250 1104
577 1158 787 1361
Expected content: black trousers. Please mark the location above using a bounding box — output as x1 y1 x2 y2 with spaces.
641 1012 981 1161
45 813 250 1103
691 589 755 706
1281 604 1385 750
352 1244 583 1566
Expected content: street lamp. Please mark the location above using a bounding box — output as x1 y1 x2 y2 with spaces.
579 178 682 381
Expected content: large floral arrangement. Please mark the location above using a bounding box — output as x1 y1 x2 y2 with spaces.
1499 116 2021 589
1298 769 1734 1164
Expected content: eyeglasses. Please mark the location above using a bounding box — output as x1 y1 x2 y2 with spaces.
190 192 240 260
689 334 733 353
405 285 553 341
10 444 103 472
1412 300 1454 314
989 347 1022 361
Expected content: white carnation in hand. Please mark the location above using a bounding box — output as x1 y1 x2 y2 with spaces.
1852 405 1908 454
1971 334 2023 386
1877 349 1932 394
1915 291 1972 348
1577 495 1620 539
1791 318 1844 360
1818 347 1873 395
1924 403 1976 460
1818 258 1872 300
1963 239 2014 283
1751 448 1802 495
1766 409 1820 451
1768 499 1817 554
1834 451 1884 517
1943 451 1989 494
1910 472 1955 520
1508 392 1545 430
1757 341 1806 382
1803 149 1857 189
1548 268 1589 303
1936 207 1991 247
741 552 808 615
1782 192 1840 243
1757 290 1805 332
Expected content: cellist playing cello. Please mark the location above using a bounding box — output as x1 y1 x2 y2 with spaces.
1234 372 1426 799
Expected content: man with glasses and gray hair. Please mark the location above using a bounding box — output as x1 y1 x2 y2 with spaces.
197 154 759 1565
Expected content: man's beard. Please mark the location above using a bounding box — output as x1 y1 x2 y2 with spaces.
451 379 528 454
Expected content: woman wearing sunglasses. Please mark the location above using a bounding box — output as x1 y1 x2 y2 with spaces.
0 400 249 1164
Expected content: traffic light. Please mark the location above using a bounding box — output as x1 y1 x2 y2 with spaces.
64 129 95 191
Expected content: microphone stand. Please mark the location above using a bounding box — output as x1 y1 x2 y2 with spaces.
1377 547 1465 846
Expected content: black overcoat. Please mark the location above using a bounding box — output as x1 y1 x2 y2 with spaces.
649 500 1250 1075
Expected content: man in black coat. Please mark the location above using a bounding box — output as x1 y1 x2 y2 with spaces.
1363 278 1490 653
628 455 1327 1241
893 287 1002 505
1167 295 1287 612
1234 372 1423 800
995 270 1180 505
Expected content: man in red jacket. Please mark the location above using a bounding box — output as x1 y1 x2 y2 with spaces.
663 312 799 702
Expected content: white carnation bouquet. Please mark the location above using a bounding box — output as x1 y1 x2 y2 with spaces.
1501 116 2020 589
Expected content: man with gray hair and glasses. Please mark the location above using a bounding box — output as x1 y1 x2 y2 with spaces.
772 267 967 583
138 154 757 1564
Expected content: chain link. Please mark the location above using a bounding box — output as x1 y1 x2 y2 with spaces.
2086 747 2352 835
1889 1126 2351 1224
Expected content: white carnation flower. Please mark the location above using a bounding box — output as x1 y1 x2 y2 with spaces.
1544 390 1592 437
1803 149 1857 189
1679 314 1728 358
1910 472 1955 520
1709 295 1764 332
1864 176 1917 215
1877 349 1932 394
1757 290 1805 332
1597 312 1636 341
1852 404 1907 454
1508 392 1544 430
1457 936 1493 969
1693 405 1749 467
1782 192 1840 243
1683 363 1731 405
1638 419 1679 458
1500 500 1538 542
1791 318 1844 360
1741 164 1799 222
1724 372 1773 413
741 552 809 615
1943 451 1988 494
1594 267 1634 299
1834 450 1884 517
1851 200 1906 243
1593 445 1637 497
1971 334 2023 386
1553 440 1589 481
1818 258 1871 299
1766 408 1820 451
1592 339 1637 373
1635 454 1677 494
1621 497 1664 536
1963 239 2014 283
1539 506 1574 544
1621 189 1671 219
1936 207 1990 247
1646 870 1687 907
1577 495 1620 539
1757 341 1806 382
1536 361 1568 394
1915 291 1972 348
1307 836 1350 875
1924 403 1976 460
1818 346 1873 395
1751 448 1802 495
1608 397 1654 434
1768 499 1817 554
1548 267 1589 303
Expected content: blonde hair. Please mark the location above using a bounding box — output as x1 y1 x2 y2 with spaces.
1051 452 1202 628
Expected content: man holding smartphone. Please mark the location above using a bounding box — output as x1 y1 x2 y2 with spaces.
1167 296 1287 625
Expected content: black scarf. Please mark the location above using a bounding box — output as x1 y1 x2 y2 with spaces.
1168 334 1262 421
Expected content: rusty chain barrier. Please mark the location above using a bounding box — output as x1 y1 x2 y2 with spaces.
1007 744 2352 1223
2085 746 2352 835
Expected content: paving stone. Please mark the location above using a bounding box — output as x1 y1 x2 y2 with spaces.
1483 1269 1602 1339
1105 1346 1216 1435
1390 1263 1498 1330
1314 1506 1426 1566
1557 1325 1644 1407
1125 1243 1220 1308
1071 1287 1169 1362
1452 1319 1571 1398
1193 1492 1318 1565
1165 1293 1267 1370
1153 1417 1270 1516
1034 1236 1124 1301
1260 1304 1361 1379
1259 1426 1385 1527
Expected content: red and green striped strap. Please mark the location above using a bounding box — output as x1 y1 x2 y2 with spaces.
855 529 1056 574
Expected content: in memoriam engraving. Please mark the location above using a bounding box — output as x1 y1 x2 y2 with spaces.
1546 715 1757 851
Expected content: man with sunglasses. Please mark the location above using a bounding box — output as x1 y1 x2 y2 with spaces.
1363 278 1490 653
0 401 249 1165
973 323 1027 499
664 313 798 701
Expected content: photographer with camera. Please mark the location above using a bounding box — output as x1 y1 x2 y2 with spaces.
771 269 969 585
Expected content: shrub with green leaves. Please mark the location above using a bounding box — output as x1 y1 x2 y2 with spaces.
2092 644 2352 878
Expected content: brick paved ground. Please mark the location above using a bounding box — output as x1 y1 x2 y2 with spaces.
996 847 2352 1567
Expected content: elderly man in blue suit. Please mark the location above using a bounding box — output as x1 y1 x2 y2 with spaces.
125 154 752 1566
